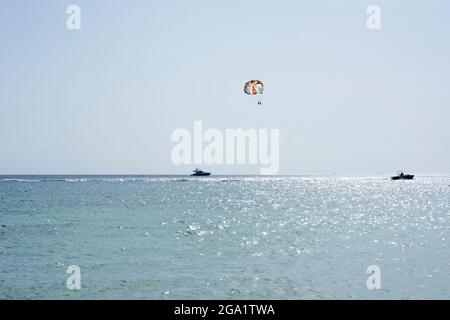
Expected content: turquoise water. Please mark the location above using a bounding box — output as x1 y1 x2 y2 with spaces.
1 175 449 299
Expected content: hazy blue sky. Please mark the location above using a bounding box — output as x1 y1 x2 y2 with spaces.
1 0 449 175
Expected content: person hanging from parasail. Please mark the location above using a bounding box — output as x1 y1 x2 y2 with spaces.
244 80 264 105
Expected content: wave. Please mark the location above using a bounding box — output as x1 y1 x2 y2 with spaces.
0 178 129 183
0 177 215 183
0 179 41 182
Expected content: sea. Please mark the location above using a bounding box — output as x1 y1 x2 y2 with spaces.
0 175 449 299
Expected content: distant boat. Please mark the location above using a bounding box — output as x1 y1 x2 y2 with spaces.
391 171 414 180
191 168 211 176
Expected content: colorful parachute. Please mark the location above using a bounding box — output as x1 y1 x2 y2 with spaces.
244 80 264 105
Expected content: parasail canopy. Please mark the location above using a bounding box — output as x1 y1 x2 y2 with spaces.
243 80 264 96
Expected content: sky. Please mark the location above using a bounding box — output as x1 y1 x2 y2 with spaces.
0 0 449 175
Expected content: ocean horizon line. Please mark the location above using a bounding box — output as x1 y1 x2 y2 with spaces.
1 173 449 177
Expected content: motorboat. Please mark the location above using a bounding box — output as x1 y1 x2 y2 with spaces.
391 171 414 180
191 168 211 176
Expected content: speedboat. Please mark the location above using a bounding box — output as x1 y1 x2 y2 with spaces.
191 168 211 176
391 171 414 180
